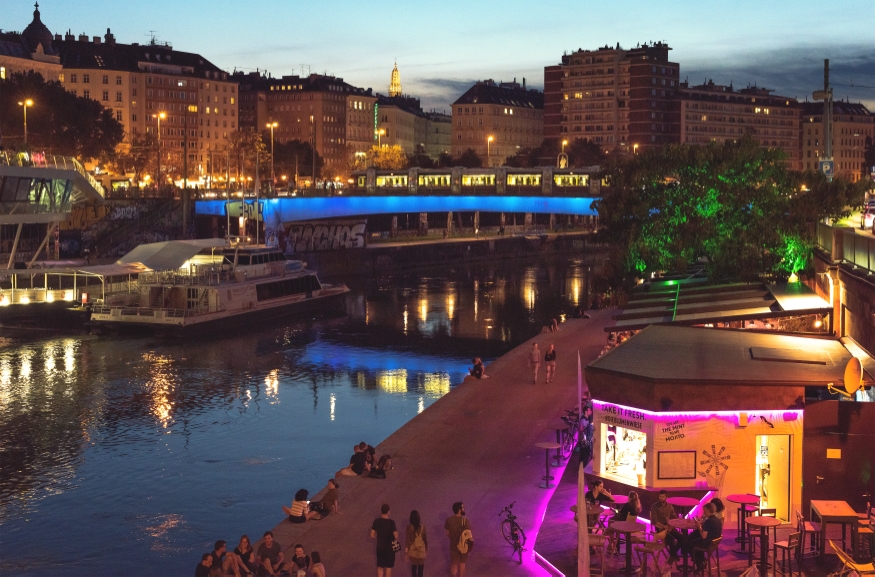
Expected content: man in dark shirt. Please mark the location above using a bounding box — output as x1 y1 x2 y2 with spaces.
650 490 681 562
194 553 212 577
350 449 369 475
291 544 311 573
210 540 238 575
684 502 722 570
584 480 614 505
256 531 285 576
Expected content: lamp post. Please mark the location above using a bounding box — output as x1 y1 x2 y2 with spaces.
487 135 494 166
376 128 386 148
561 139 568 153
633 143 639 155
18 99 33 146
267 122 278 194
153 112 166 188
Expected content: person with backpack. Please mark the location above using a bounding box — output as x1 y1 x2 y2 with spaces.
405 510 428 577
444 502 473 577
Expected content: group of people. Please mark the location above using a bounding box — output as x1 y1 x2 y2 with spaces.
194 535 326 577
337 441 393 479
369 501 472 577
599 330 640 357
585 480 725 572
528 342 558 383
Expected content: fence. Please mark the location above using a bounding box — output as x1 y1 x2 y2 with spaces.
1 151 106 197
817 222 875 274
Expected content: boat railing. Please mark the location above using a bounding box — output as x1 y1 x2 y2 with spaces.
91 305 189 318
139 264 303 287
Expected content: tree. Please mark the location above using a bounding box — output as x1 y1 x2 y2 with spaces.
455 148 482 168
408 150 435 169
0 71 124 160
363 145 408 170
594 135 867 290
567 138 607 167
109 131 156 188
273 139 323 181
225 131 271 186
436 151 454 168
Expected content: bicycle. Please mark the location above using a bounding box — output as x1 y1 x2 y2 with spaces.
560 408 580 457
499 501 526 563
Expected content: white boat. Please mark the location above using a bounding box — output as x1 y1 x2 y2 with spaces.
89 240 348 336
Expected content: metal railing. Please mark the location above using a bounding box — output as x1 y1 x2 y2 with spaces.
139 262 303 287
1 152 106 197
90 305 188 318
816 222 875 274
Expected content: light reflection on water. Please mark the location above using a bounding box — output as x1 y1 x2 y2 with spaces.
0 255 591 575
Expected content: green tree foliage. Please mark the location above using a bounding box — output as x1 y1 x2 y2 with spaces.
594 136 867 288
0 71 124 160
455 148 482 168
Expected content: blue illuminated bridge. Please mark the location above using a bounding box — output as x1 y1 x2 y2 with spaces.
195 166 603 222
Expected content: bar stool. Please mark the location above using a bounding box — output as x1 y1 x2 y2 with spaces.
534 441 561 489
773 532 801 576
547 422 566 466
795 509 820 559
692 535 722 576
854 525 874 563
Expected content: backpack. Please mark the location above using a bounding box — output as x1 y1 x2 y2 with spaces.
409 526 427 559
457 518 474 554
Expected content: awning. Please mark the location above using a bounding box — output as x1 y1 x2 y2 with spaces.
117 239 228 271
608 281 832 331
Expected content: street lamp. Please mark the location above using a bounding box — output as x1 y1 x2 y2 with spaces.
153 112 166 187
266 122 278 194
561 139 568 153
633 143 639 155
487 135 494 165
376 128 386 148
18 99 33 146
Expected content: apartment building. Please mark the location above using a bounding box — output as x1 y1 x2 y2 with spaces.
544 42 680 151
452 79 543 165
801 101 874 181
679 80 802 169
0 4 62 82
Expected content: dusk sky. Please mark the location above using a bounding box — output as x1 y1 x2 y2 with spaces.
6 0 874 111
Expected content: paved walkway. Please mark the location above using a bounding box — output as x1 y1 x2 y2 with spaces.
261 310 615 575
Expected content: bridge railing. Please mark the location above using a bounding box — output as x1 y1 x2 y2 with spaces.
816 221 875 274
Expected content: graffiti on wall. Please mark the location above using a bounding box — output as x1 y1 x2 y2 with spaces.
281 220 367 252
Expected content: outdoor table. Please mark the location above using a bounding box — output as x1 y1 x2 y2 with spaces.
727 493 760 552
669 518 698 577
535 441 561 489
611 494 629 510
667 496 701 518
810 500 860 560
747 515 782 571
547 422 566 466
610 519 646 574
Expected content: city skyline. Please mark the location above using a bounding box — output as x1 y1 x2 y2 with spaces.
4 0 874 112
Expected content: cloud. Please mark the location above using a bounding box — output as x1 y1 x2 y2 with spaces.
683 45 875 108
407 77 479 112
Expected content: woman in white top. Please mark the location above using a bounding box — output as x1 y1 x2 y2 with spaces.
283 488 320 523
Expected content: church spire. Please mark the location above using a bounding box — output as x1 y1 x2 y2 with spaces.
389 61 402 97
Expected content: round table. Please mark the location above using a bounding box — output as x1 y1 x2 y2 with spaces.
610 520 646 574
727 494 761 552
746 515 782 571
547 422 567 465
612 494 629 508
535 441 561 489
669 518 699 577
667 496 701 518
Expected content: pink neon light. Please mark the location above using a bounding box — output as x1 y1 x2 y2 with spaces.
685 490 716 519
592 400 803 419
534 551 566 577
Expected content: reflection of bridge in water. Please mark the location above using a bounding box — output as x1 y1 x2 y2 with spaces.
196 166 605 223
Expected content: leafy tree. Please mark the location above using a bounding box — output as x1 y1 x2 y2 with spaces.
502 138 605 168
408 151 435 169
224 131 271 186
0 71 124 160
273 139 323 180
567 138 607 167
109 131 156 187
594 135 866 289
363 145 407 170
436 151 454 168
455 148 482 168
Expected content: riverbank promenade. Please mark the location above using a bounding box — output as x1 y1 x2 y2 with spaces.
262 310 615 575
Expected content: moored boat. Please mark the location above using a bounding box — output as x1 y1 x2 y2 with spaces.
89 242 348 336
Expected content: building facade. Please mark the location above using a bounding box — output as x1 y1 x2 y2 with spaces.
544 42 680 152
679 81 802 170
801 101 874 181
0 4 62 83
424 111 452 159
376 94 427 155
452 79 544 166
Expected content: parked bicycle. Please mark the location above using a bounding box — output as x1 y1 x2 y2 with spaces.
560 408 580 457
499 501 526 563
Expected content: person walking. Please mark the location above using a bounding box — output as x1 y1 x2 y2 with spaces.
528 343 541 384
370 503 398 577
444 502 471 577
544 344 556 383
405 510 427 577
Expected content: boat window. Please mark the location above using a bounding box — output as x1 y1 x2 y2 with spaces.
237 255 250 266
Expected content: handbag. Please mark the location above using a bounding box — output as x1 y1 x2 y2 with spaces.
391 539 402 552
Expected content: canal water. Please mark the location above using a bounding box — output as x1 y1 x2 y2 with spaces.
0 255 592 575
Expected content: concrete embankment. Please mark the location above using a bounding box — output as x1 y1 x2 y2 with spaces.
299 232 609 277
260 310 615 575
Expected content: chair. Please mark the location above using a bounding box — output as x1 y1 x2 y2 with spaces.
773 532 801 576
635 539 669 576
830 540 875 577
692 535 722 576
855 525 874 563
795 509 820 559
589 534 608 577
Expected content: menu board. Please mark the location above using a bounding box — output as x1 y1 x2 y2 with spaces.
657 450 697 480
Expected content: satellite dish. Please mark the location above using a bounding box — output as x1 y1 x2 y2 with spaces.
844 357 863 395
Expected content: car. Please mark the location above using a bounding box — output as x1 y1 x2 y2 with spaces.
865 209 875 229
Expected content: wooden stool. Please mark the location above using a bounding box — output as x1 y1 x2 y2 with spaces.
534 441 561 489
635 540 668 576
773 532 801 576
692 535 722 576
547 422 566 466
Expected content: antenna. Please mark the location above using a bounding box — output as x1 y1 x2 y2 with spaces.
827 357 865 398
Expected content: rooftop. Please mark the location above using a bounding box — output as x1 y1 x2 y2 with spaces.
453 79 544 109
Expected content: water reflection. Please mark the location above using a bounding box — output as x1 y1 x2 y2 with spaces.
0 254 594 574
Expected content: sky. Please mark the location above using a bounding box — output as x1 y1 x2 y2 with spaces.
5 0 874 111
